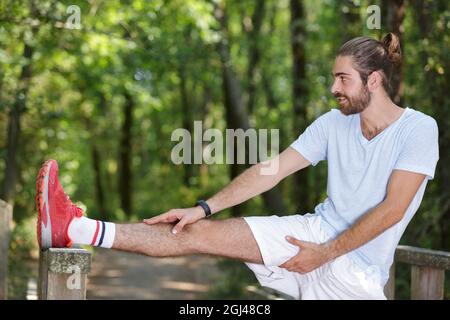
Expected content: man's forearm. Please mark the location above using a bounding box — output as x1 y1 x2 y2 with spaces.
326 200 404 260
205 162 280 215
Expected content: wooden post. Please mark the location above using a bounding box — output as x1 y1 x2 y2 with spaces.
384 263 396 300
0 199 13 300
411 266 445 300
38 248 91 300
395 245 449 300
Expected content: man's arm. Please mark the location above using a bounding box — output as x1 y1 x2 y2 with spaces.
145 147 311 233
280 169 427 273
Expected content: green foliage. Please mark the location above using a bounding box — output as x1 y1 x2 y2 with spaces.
0 0 448 299
202 259 262 300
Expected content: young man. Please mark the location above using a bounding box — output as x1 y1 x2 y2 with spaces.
36 33 439 300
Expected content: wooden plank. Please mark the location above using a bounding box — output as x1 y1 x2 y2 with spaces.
0 199 13 300
384 263 396 300
38 248 91 300
396 245 450 270
411 265 445 300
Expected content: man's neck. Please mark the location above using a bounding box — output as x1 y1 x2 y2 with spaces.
359 96 404 140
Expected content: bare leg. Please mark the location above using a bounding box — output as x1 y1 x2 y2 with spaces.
113 218 263 264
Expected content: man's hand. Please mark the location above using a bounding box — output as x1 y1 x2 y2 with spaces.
143 207 205 234
279 236 334 274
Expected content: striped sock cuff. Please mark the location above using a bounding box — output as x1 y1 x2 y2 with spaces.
90 220 115 248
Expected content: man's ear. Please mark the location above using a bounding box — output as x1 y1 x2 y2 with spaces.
367 71 383 91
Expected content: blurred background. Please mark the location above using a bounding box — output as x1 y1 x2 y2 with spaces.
0 0 448 299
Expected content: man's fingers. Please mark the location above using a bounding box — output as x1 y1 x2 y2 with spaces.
144 211 178 225
280 261 304 273
281 263 293 272
279 257 294 269
285 236 310 248
143 214 166 225
171 218 188 235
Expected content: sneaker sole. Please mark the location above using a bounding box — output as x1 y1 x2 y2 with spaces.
36 160 54 249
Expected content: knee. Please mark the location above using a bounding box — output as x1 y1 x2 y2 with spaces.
182 219 215 253
183 219 213 240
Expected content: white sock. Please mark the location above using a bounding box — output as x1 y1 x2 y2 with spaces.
68 216 116 248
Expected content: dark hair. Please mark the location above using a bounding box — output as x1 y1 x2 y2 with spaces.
338 33 402 97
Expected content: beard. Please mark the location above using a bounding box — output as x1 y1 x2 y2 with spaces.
334 85 371 115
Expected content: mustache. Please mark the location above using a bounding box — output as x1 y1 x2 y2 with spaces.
333 92 347 99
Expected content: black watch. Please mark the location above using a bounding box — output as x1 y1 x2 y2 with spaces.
196 200 212 218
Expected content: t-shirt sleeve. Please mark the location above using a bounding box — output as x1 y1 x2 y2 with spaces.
393 117 439 180
290 110 333 166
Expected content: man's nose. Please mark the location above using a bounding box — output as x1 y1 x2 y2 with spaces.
331 79 340 96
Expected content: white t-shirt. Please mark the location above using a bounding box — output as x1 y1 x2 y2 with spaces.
290 107 439 284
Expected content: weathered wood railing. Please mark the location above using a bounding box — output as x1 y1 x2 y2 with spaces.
38 248 92 300
384 245 450 300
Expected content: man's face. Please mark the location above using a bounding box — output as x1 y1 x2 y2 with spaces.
331 56 371 115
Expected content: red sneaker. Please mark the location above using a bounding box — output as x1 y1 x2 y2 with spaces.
35 159 83 249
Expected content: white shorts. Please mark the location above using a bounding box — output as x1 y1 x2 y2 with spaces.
243 214 386 300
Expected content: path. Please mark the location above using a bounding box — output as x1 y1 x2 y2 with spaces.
86 248 221 299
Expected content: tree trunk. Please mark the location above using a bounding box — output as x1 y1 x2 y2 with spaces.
91 143 107 220
79 91 108 221
0 3 37 299
118 91 134 217
415 0 450 249
290 0 311 214
198 85 212 188
0 64 4 110
215 2 286 216
0 42 33 299
261 3 280 113
259 5 288 214
1 42 33 204
434 1 449 251
386 0 405 106
216 2 249 217
341 0 361 41
216 4 250 132
179 65 195 187
246 0 266 115
82 113 108 220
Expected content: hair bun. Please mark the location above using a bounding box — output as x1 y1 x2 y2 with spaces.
381 33 402 66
